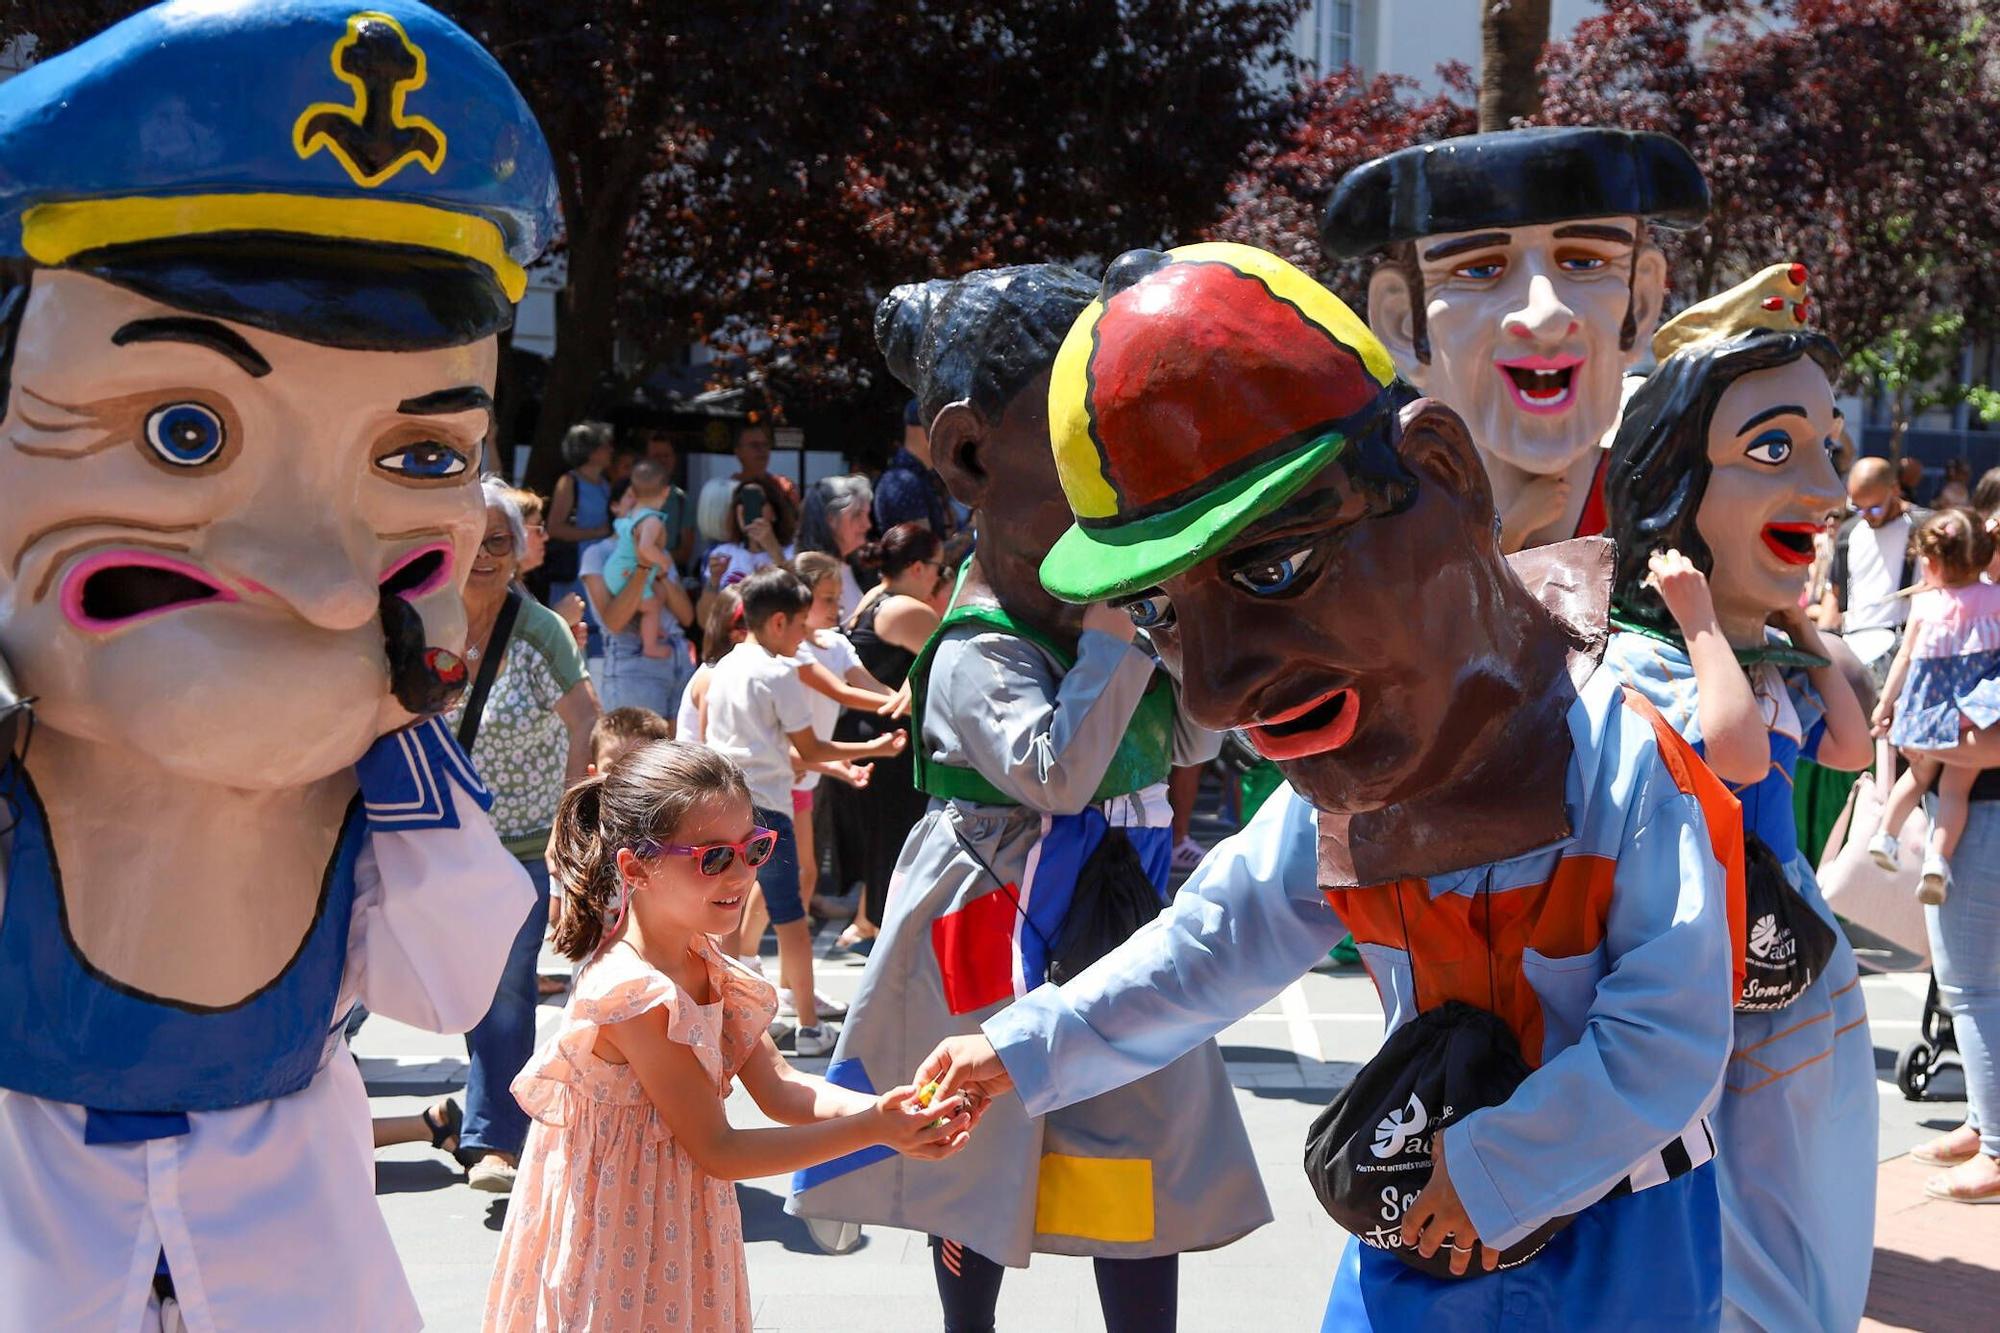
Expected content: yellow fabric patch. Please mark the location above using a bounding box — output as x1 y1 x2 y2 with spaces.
21 193 525 302
1048 297 1119 520
1166 241 1398 388
1034 1153 1155 1243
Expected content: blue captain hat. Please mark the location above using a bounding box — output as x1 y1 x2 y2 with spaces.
0 0 559 348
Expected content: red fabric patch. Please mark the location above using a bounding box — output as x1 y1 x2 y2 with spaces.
1573 450 1611 539
931 888 1019 1016
1089 262 1380 509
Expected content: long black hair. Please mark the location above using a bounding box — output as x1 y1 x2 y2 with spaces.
1607 327 1842 633
876 264 1098 427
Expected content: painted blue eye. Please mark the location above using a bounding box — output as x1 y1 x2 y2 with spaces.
377 441 470 480
1229 547 1315 597
1744 430 1793 466
144 402 225 466
1456 261 1504 281
1558 255 1608 273
1122 595 1175 630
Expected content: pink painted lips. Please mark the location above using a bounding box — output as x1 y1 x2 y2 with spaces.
60 550 237 631
1495 354 1585 415
1247 686 1361 760
58 541 455 632
1760 522 1820 567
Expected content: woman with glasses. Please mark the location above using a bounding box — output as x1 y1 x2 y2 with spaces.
446 480 602 1193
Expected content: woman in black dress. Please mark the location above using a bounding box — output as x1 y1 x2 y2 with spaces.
826 522 944 948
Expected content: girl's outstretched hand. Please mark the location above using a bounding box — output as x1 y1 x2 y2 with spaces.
874 1085 978 1159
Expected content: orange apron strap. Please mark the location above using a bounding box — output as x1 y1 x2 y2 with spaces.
1619 687 1748 1003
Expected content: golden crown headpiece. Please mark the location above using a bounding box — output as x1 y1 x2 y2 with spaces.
1652 262 1811 363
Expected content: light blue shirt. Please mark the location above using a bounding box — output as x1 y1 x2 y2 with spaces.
985 667 1736 1253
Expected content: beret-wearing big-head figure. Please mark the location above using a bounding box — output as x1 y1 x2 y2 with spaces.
1607 262 1844 641
1043 242 1600 879
0 0 554 1008
1322 128 1709 551
877 263 1099 632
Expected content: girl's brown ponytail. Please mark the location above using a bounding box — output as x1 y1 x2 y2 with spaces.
548 774 617 960
546 741 754 962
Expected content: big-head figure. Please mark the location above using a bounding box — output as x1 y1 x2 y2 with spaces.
0 3 554 1328
1321 128 1708 552
1602 263 1877 1333
923 242 1744 1329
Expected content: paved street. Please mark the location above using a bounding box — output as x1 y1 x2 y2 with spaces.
364 912 1975 1331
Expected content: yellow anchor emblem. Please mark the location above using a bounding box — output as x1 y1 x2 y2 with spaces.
292 12 447 188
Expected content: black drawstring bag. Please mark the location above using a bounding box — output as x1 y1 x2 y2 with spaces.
1301 881 1574 1279
1046 826 1166 985
1736 831 1837 1013
1302 1000 1572 1278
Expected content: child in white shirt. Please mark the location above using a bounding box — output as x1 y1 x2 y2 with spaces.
703 567 904 1057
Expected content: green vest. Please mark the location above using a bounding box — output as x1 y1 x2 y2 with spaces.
908 602 1175 806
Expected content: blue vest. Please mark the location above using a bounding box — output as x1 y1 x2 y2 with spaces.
0 760 361 1115
0 717 490 1126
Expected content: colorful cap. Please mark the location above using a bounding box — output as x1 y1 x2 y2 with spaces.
1652 262 1812 362
0 1 559 347
1041 242 1399 603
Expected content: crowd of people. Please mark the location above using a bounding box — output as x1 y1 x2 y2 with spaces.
8 8 1997 1327
430 385 2000 1331
390 386 2000 1323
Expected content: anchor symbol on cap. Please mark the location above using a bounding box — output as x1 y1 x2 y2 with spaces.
292 11 447 188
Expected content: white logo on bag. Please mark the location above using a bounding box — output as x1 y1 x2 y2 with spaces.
1747 913 1796 962
1372 1092 1429 1158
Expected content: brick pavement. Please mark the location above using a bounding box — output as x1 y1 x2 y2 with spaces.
1863 1153 2000 1332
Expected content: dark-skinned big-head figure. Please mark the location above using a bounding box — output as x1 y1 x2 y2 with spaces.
952 241 1747 1329
788 265 1272 1321
0 2 554 1327
1602 263 1878 1333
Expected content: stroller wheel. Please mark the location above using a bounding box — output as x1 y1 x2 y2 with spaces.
805 1218 864 1255
1895 1041 1934 1100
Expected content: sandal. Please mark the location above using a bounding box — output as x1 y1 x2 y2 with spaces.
422 1097 463 1154
1923 1157 2000 1203
1912 1127 1981 1167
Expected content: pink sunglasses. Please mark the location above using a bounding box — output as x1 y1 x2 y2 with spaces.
635 829 778 878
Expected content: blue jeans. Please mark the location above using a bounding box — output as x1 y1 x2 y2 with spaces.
1931 800 2000 1155
754 806 804 926
599 634 692 720
460 856 549 1161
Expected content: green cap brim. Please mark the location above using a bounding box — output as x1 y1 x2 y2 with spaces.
1039 434 1347 603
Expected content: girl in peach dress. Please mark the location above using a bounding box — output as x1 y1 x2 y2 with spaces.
484 742 978 1332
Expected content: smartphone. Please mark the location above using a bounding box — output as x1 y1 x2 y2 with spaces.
739 486 766 525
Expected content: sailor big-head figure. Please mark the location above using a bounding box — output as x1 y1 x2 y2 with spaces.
0 3 557 1327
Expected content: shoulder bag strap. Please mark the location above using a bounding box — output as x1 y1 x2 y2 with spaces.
457 587 523 752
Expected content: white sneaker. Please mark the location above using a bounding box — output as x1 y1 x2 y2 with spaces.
1919 857 1951 907
793 1024 838 1058
1171 836 1207 875
1868 832 1902 872
778 988 848 1021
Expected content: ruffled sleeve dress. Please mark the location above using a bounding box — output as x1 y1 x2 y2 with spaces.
484 936 778 1332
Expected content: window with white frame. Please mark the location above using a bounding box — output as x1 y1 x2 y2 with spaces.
1313 0 1356 74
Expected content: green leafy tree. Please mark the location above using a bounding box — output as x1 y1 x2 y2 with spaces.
1848 311 2000 460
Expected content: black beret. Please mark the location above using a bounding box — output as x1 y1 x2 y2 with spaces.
1320 127 1709 260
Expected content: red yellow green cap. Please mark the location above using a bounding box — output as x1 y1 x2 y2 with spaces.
1042 242 1398 603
